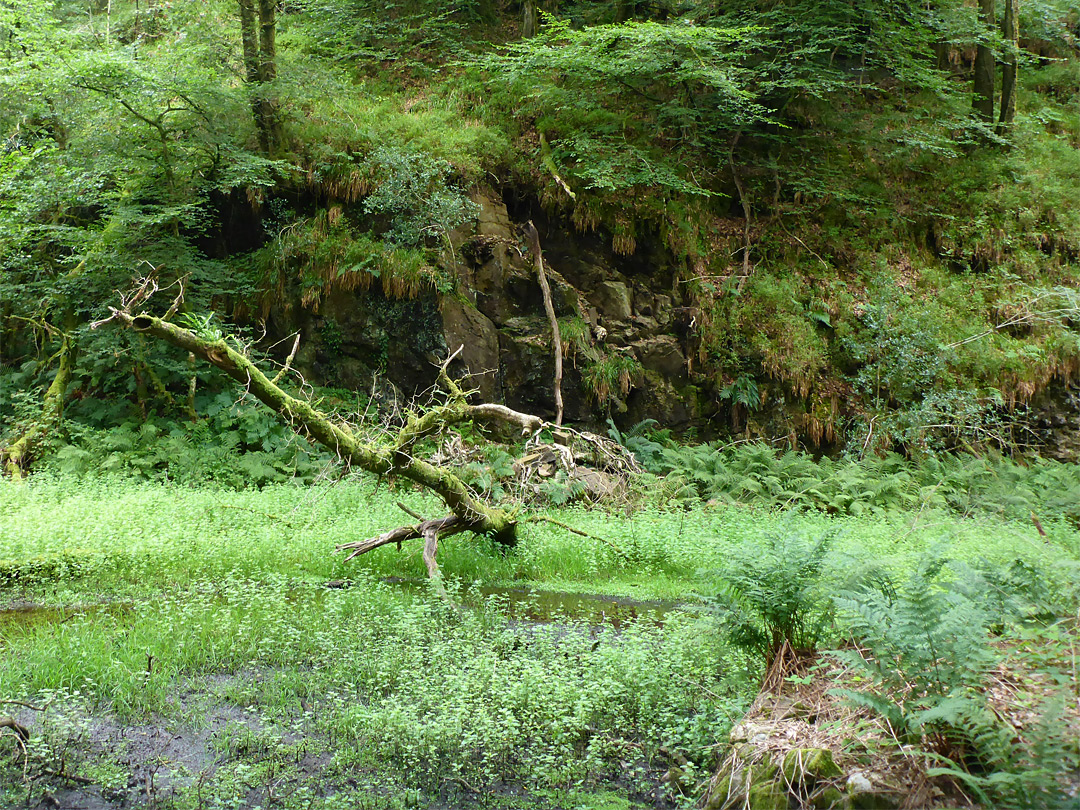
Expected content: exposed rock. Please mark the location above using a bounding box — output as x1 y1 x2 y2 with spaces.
473 259 519 326
589 280 633 321
504 267 579 317
472 189 514 240
631 314 660 335
499 317 588 421
272 288 446 395
441 298 502 402
846 772 899 809
632 335 686 379
1032 379 1080 461
626 372 701 427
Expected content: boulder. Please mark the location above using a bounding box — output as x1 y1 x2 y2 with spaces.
441 298 502 402
589 280 633 322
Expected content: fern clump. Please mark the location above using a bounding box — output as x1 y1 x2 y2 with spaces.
832 554 1077 808
708 530 835 668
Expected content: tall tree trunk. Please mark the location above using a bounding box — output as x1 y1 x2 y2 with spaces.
973 0 996 123
237 0 268 153
237 0 281 154
522 0 537 37
997 0 1018 134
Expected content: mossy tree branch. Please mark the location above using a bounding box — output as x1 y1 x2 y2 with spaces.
104 309 523 545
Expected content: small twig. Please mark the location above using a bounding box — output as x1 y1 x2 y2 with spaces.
397 502 425 521
527 515 631 561
271 332 301 384
40 766 95 785
163 275 187 320
0 700 47 712
212 502 298 528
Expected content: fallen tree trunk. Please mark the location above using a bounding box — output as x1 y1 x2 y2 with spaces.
103 310 529 548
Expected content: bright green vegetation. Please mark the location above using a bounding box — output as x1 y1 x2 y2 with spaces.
2 476 1078 807
2 0 1079 807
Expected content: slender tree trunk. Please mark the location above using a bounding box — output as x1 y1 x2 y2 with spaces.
523 221 564 425
237 0 268 153
522 0 537 37
997 0 1018 134
973 0 996 123
237 0 281 154
729 133 752 291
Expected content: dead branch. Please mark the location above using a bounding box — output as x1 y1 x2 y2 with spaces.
527 514 631 561
103 309 520 544
523 221 564 425
421 523 449 599
271 332 301 384
0 716 29 742
397 501 425 521
336 515 465 561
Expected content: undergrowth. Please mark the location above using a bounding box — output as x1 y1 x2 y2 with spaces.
627 436 1080 526
833 553 1080 808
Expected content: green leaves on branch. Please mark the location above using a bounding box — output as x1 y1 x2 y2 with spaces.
474 19 769 197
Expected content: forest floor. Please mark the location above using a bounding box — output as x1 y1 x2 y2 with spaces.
1 478 1077 809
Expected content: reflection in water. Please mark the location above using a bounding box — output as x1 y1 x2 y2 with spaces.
0 582 680 633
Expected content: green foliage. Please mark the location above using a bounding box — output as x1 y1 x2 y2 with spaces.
832 554 1078 808
582 352 643 406
718 375 761 413
44 393 327 488
362 146 479 247
642 440 1080 525
250 208 445 313
470 16 771 252
707 531 834 664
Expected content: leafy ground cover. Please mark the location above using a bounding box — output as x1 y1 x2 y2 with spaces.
1 476 1078 808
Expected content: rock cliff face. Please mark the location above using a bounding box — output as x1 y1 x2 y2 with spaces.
440 190 703 427
275 188 707 430
268 190 1080 459
1033 380 1080 462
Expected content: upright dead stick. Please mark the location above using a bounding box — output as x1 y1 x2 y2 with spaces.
523 220 564 425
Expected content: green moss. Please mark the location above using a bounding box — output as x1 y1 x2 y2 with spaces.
781 748 843 785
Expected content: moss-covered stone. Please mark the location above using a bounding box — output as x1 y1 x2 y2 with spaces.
746 782 788 810
705 775 731 810
812 786 850 809
781 747 843 785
